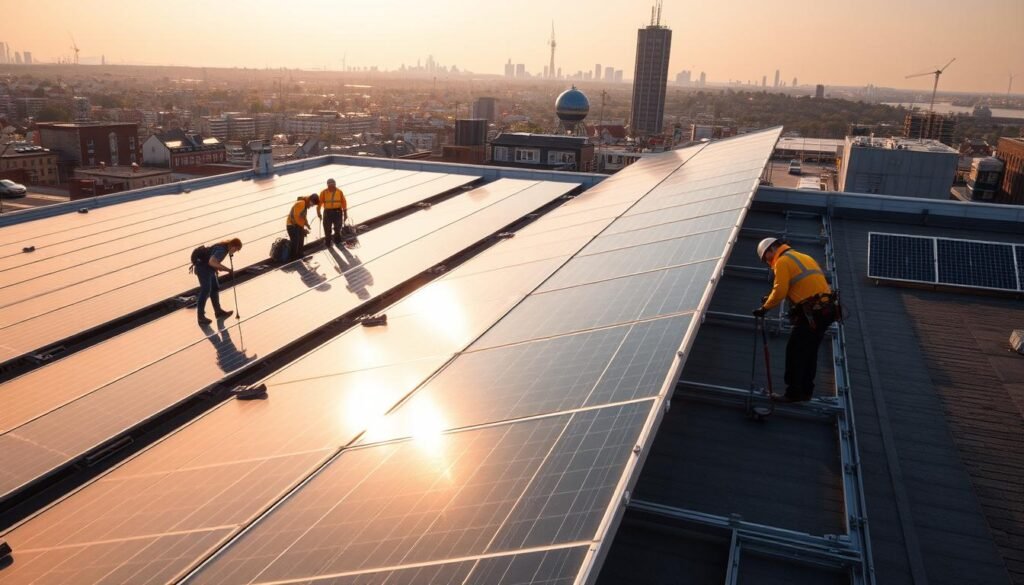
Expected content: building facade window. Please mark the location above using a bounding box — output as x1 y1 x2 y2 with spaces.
515 148 539 163
547 151 576 165
492 146 509 161
109 132 120 166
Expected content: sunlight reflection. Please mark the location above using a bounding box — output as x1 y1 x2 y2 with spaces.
402 284 469 344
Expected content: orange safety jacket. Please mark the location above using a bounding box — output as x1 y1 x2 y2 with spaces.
286 197 312 228
763 244 831 309
318 186 347 212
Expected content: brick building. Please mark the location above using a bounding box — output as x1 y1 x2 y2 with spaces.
995 137 1024 205
37 122 140 180
0 145 59 185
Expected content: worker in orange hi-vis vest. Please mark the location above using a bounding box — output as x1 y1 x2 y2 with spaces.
752 237 840 403
317 178 348 246
285 193 319 259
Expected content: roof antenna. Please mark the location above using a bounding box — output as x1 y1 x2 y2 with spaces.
656 0 663 26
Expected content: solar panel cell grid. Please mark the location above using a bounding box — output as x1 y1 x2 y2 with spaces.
867 233 936 283
1017 245 1024 291
186 402 651 585
936 238 1018 291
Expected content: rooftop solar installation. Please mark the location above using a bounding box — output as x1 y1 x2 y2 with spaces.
0 128 781 585
868 232 1022 292
0 177 574 503
0 166 479 366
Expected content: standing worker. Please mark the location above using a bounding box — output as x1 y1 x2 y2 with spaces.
752 238 839 403
190 237 243 326
286 193 320 259
318 177 348 246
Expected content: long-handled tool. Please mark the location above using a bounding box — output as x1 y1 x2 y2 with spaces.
747 315 775 420
228 253 245 349
228 254 241 319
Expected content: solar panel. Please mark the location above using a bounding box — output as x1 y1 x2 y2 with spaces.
0 179 575 502
0 128 782 585
1018 246 1024 291
936 238 1018 291
185 401 652 585
868 232 1023 292
0 169 479 365
867 232 936 284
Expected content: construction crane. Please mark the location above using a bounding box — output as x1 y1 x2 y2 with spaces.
68 32 80 65
905 58 955 113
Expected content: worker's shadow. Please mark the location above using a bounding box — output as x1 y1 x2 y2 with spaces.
327 244 374 300
281 256 331 292
201 320 258 373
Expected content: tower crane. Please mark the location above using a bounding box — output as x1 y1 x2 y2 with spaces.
905 58 955 113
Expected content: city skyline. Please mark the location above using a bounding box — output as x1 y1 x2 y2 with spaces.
2 0 1022 94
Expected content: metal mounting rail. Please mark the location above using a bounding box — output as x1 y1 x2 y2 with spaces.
629 499 862 570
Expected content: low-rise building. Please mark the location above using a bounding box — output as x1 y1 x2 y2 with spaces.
839 136 958 199
0 144 59 185
37 121 140 181
73 164 171 194
964 157 1004 202
142 130 226 170
489 133 594 172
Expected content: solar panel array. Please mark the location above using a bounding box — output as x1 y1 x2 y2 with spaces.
0 166 479 365
868 232 1023 292
0 177 574 503
0 128 782 585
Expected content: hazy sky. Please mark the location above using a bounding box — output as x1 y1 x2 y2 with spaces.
4 0 1022 93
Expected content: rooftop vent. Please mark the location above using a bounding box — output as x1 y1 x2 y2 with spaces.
1011 330 1024 355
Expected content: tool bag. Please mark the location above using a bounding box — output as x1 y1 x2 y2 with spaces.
790 291 842 329
270 238 291 264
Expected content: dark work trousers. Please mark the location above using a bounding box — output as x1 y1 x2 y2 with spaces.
195 264 223 319
323 209 344 245
287 224 306 259
783 311 833 401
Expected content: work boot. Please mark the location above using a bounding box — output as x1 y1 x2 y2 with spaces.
214 309 234 319
198 315 213 326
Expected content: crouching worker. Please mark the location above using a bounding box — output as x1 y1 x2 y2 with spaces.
286 193 320 259
190 237 242 325
752 237 839 403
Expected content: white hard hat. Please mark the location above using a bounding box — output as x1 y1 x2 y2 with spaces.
756 237 779 261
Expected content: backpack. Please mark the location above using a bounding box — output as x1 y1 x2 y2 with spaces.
188 245 211 274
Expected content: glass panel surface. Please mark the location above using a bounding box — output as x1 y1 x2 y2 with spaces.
867 233 936 283
474 261 713 349
936 238 1017 290
582 210 740 255
539 229 732 292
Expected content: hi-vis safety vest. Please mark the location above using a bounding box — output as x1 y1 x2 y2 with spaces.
319 187 347 211
286 198 311 228
763 245 831 309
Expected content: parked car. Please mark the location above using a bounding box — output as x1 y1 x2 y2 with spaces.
787 160 802 175
0 179 27 198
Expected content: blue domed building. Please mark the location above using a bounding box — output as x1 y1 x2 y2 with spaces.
556 86 589 136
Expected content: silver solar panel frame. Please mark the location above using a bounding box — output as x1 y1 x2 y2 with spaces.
867 231 1023 292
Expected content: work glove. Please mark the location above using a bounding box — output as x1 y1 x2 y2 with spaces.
752 307 766 318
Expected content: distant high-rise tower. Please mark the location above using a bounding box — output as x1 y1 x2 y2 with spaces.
815 84 825 99
699 71 706 87
14 52 22 65
595 64 602 80
774 69 780 88
793 77 798 87
548 22 557 80
605 66 615 82
24 51 32 65
630 2 672 136
0 43 7 65
762 75 767 88
504 59 514 79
